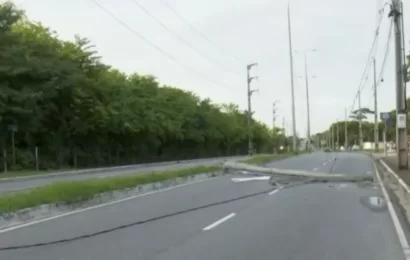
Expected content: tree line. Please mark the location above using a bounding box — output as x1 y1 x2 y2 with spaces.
0 2 291 172
315 100 410 148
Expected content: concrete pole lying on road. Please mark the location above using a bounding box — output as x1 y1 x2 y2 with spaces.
223 161 373 183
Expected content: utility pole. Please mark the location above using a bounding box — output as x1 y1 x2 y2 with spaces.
328 130 331 149
390 0 408 169
373 58 379 152
272 101 279 154
247 63 258 156
287 4 297 153
336 120 340 150
345 108 348 149
283 117 290 152
331 124 335 150
358 89 363 150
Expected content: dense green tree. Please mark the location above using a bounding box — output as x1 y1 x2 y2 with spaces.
0 2 284 171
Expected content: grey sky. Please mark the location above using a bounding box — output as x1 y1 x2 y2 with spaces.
11 0 410 136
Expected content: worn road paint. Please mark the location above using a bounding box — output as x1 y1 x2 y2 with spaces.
231 176 270 182
268 186 282 195
203 213 236 231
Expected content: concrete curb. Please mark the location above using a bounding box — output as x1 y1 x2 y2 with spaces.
374 157 410 245
0 155 248 183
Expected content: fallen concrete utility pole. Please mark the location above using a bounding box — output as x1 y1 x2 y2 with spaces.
222 161 373 183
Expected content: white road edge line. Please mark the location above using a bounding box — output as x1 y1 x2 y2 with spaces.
202 213 236 231
313 167 319 171
373 161 410 258
0 177 220 234
268 186 283 195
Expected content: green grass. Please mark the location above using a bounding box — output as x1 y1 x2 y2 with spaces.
0 165 220 214
240 153 296 164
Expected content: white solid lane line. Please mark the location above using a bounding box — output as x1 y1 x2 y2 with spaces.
373 162 410 259
203 213 236 231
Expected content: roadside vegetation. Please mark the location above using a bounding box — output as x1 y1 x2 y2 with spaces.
0 166 220 213
0 2 293 174
240 153 296 164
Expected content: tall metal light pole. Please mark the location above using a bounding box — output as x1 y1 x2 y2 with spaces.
247 63 258 156
389 0 408 169
287 3 297 153
296 49 317 152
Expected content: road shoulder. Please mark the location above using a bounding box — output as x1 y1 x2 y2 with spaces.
375 156 410 259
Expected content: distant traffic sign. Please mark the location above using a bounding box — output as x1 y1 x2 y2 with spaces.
386 118 394 126
380 112 391 121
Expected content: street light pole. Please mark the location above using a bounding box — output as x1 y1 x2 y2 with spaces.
304 54 311 152
287 4 297 153
296 49 317 152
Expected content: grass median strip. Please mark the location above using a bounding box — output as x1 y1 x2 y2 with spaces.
0 165 220 214
240 153 296 165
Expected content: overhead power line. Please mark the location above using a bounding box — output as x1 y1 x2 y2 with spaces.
347 10 385 116
376 19 393 88
130 0 242 77
160 0 246 63
91 0 237 90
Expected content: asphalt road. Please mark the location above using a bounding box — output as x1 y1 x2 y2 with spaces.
0 156 248 193
0 152 406 260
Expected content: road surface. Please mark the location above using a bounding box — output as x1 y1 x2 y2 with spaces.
0 156 248 193
0 152 406 260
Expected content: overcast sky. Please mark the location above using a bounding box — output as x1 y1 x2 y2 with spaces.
11 0 410 137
